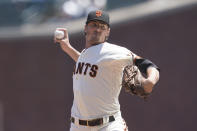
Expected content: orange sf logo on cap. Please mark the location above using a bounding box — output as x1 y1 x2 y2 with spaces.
96 10 102 17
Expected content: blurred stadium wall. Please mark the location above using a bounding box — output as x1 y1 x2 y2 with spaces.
0 0 197 131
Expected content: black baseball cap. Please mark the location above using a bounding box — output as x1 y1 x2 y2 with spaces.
86 10 110 27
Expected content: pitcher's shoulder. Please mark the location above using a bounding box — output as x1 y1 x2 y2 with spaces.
103 42 131 53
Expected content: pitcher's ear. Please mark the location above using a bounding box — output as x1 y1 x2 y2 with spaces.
107 28 110 36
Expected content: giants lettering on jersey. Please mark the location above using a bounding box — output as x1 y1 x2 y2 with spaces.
73 62 98 78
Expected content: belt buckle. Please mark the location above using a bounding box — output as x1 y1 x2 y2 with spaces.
89 118 103 126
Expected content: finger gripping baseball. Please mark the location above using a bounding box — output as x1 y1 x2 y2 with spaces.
122 65 150 99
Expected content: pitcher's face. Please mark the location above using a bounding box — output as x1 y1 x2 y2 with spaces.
85 20 110 45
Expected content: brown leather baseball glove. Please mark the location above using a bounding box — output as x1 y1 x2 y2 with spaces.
122 65 150 100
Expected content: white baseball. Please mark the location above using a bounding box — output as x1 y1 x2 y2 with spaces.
55 30 64 40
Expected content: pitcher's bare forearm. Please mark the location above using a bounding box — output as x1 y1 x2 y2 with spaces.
60 43 80 62
143 67 160 93
134 56 160 93
146 66 160 85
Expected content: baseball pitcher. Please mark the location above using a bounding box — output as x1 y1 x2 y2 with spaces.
54 10 160 131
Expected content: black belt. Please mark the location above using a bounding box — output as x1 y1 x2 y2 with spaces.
71 115 115 126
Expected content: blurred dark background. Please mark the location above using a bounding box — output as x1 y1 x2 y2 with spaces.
0 0 197 131
0 0 146 27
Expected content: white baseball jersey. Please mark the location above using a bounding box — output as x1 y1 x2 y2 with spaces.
71 42 135 119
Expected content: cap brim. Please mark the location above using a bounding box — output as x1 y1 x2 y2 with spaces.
86 19 110 27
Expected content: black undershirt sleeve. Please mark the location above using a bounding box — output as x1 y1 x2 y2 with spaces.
135 58 160 75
